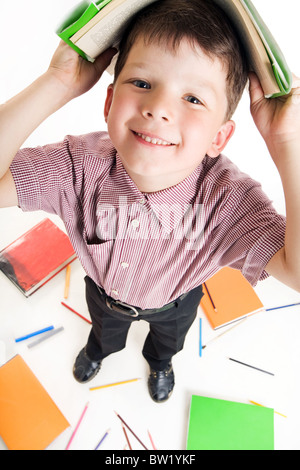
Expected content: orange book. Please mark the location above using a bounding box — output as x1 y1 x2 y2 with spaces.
200 267 264 330
0 355 69 450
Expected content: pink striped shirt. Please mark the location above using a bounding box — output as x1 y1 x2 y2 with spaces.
10 132 285 309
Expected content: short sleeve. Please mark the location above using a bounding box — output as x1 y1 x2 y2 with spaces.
199 155 286 286
10 135 86 222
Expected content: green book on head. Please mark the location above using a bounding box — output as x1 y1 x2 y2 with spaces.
186 395 274 450
56 0 292 97
213 0 292 97
56 0 158 62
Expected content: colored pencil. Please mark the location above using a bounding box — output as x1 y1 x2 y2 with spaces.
89 378 141 391
148 429 157 450
249 400 287 418
27 326 64 348
15 326 54 343
95 429 110 450
202 318 247 349
64 264 71 299
199 318 202 357
114 411 148 450
229 357 274 376
65 402 89 450
122 424 132 450
203 282 217 312
266 302 300 312
61 301 92 324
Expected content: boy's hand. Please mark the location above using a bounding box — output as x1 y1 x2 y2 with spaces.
48 41 117 102
249 72 300 164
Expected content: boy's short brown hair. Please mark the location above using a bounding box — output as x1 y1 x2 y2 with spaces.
114 0 249 120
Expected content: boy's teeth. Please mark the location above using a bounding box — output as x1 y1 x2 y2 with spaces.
136 132 172 146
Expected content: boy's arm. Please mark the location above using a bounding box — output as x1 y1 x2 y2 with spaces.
0 41 116 207
249 73 300 292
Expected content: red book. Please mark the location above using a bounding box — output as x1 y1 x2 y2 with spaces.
0 218 76 297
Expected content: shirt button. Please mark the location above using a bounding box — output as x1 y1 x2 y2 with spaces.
131 219 140 229
111 289 119 297
121 262 129 269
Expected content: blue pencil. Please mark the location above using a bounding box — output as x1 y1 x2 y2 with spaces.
266 302 300 312
95 429 110 450
15 326 54 343
199 318 202 357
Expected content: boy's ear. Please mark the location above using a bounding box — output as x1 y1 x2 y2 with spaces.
104 84 114 122
206 120 236 158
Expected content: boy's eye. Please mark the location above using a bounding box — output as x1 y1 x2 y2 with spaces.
184 95 203 105
132 80 151 89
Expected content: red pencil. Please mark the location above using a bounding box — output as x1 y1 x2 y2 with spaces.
122 423 132 450
61 301 92 325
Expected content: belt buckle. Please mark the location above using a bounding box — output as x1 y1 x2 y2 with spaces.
106 298 139 317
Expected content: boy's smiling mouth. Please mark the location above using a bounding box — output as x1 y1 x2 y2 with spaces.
132 130 175 147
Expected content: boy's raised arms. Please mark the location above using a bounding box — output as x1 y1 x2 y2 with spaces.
249 72 300 292
0 41 116 208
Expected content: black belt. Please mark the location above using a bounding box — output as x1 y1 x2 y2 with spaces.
96 285 189 317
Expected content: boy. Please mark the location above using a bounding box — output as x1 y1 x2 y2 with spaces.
0 0 299 403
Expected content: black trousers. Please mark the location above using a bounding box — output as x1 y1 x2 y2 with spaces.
84 276 204 371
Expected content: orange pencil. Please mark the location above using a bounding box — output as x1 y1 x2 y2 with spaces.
64 264 71 299
249 400 287 418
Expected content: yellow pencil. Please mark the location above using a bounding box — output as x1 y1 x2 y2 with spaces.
249 400 287 418
89 378 141 391
64 264 71 299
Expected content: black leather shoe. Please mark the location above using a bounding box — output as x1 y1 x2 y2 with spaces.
73 348 102 383
148 362 175 403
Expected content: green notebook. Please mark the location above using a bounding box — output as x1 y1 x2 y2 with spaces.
186 395 274 450
56 0 112 61
213 0 292 98
56 0 158 62
56 0 292 97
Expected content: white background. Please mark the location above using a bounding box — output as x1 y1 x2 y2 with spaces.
0 0 300 450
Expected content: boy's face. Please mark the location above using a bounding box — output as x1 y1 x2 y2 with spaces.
104 36 235 192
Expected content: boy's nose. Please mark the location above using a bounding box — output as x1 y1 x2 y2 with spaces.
141 91 173 122
144 110 169 121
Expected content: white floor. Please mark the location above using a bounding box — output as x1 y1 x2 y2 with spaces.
1 210 300 450
1 0 300 451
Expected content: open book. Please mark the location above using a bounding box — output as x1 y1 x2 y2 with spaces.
56 0 157 67
56 0 292 98
213 0 292 97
